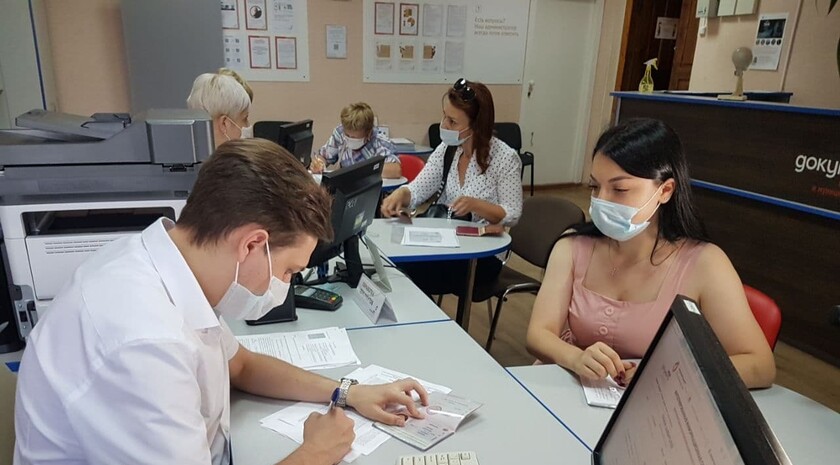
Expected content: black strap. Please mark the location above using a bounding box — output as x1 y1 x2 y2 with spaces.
430 145 458 204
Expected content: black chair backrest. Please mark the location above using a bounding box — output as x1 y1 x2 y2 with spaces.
494 122 523 152
509 196 585 268
428 123 441 148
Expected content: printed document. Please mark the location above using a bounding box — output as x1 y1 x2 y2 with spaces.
236 327 360 370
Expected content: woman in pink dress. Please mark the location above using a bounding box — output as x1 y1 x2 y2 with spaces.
526 118 775 389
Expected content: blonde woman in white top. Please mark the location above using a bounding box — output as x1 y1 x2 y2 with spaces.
186 68 253 148
381 78 523 296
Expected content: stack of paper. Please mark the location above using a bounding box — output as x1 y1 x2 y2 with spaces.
236 327 361 371
580 376 625 409
400 227 460 248
259 365 451 462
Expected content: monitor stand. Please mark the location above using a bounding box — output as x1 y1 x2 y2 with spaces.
303 236 364 288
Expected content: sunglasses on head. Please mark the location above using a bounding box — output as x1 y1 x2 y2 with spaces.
452 78 475 102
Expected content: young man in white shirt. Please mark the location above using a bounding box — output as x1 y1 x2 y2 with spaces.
14 139 428 465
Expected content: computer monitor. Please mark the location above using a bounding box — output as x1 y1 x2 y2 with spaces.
593 296 791 465
307 155 384 287
254 120 314 168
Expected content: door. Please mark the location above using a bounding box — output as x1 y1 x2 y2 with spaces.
668 0 699 90
518 0 604 185
617 0 684 92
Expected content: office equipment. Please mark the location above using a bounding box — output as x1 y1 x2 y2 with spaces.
0 109 212 348
254 120 314 168
593 296 791 465
292 285 342 311
397 451 479 465
307 156 384 288
246 282 297 325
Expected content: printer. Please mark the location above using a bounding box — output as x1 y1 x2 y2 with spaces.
0 109 213 352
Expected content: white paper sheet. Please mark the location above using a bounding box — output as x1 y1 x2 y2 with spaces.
422 4 444 36
236 327 360 370
326 25 347 59
259 365 451 462
249 36 272 68
446 5 467 38
444 41 464 74
275 37 297 69
401 227 460 248
272 0 296 33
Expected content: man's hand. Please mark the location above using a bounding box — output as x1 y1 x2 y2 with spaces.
346 379 430 426
296 408 355 464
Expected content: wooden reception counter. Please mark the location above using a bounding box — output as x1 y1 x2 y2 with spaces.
612 92 839 365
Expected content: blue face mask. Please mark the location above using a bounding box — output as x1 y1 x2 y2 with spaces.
589 187 662 242
440 125 471 146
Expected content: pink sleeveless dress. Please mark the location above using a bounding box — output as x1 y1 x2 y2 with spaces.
563 235 706 359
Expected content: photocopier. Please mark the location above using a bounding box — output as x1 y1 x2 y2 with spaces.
0 109 213 353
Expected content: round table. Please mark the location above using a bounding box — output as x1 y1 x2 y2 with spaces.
381 176 408 193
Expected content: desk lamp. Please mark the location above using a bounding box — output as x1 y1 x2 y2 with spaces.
718 47 753 101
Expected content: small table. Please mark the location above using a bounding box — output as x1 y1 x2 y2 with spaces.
507 364 840 464
396 144 435 159
364 218 510 330
381 176 408 193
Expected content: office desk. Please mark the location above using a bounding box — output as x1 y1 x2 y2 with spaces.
231 321 589 465
396 144 434 159
381 176 408 193
365 218 511 331
227 266 448 335
507 364 840 464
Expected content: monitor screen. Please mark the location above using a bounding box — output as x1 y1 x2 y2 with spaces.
594 297 790 465
253 120 313 168
307 156 384 286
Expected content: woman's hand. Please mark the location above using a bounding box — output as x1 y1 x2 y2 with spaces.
572 342 627 381
450 196 478 217
310 155 326 174
381 187 411 218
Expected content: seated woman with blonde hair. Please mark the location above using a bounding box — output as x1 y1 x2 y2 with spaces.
186 68 252 147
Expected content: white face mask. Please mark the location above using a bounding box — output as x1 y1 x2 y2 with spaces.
214 242 290 320
589 186 662 242
440 124 471 146
223 116 252 141
345 135 366 150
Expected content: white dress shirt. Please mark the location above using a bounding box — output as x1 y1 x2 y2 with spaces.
14 218 240 465
405 137 523 225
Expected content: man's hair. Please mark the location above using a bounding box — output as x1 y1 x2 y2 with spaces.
186 72 250 119
178 139 333 248
340 102 375 134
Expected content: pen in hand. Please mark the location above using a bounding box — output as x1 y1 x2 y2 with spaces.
328 387 340 411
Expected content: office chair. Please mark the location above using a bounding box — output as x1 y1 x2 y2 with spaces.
473 196 584 351
398 155 425 182
743 284 782 350
494 123 535 196
0 367 16 463
427 123 442 149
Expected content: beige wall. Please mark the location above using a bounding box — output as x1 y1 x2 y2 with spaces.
690 0 840 108
41 0 521 147
581 0 628 180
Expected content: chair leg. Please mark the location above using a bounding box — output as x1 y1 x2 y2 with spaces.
529 165 535 196
435 295 443 307
485 295 507 351
486 300 493 324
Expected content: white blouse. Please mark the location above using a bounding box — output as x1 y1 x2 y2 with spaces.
406 137 523 225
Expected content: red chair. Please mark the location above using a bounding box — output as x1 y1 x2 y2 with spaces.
398 155 425 182
743 285 782 350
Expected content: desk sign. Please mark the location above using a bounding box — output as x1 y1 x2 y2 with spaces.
354 274 397 324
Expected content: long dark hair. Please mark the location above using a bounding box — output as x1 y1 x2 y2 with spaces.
445 79 494 173
567 118 708 251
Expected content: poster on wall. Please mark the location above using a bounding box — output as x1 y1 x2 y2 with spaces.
750 13 788 71
220 0 309 81
363 0 530 84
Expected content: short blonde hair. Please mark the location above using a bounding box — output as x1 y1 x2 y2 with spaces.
340 102 375 133
218 67 254 102
186 73 250 119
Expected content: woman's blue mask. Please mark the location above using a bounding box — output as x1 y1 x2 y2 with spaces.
589 187 662 242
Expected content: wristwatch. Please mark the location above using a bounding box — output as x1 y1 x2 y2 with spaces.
335 377 358 408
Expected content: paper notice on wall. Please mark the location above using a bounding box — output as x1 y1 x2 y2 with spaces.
272 0 296 34
751 13 788 71
376 40 393 70
655 17 678 40
224 34 247 68
444 40 464 73
423 4 444 37
421 41 441 72
446 5 467 37
375 2 395 34
249 36 272 68
221 0 239 29
399 3 419 35
275 37 297 69
326 25 347 59
398 41 416 71
245 0 268 30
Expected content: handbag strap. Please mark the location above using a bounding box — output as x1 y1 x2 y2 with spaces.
429 145 458 205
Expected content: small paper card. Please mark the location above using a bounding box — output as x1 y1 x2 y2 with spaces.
374 392 482 451
353 273 397 324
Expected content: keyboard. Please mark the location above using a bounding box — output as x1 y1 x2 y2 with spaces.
397 451 479 465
